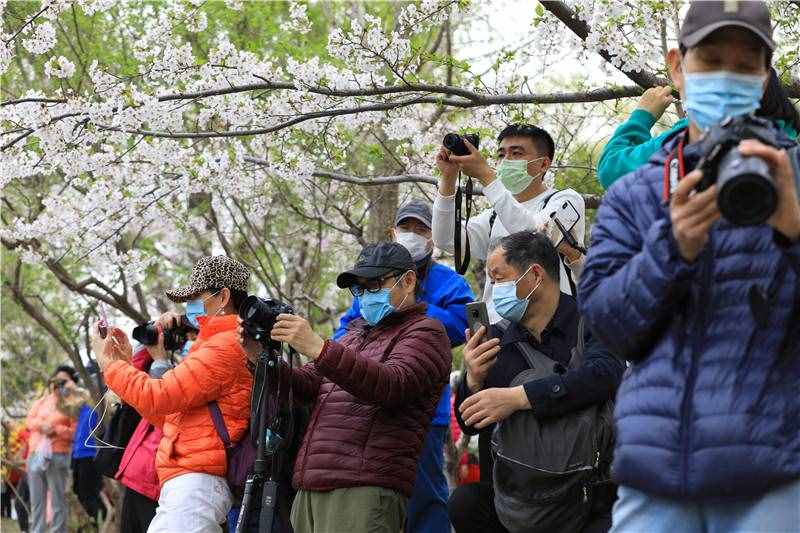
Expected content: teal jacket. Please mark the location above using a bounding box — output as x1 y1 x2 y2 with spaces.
597 109 799 189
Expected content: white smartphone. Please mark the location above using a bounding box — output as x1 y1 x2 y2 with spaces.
550 200 580 246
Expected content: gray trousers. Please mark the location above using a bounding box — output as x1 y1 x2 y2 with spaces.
27 451 70 533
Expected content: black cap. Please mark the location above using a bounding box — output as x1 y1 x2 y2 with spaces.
336 242 415 288
394 199 432 228
680 0 774 51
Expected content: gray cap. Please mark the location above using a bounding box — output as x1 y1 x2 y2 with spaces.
394 199 432 228
679 0 774 51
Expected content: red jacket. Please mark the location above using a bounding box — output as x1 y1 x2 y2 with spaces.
291 304 451 497
115 348 162 501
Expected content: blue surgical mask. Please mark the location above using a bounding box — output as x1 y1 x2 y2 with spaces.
185 291 220 329
492 266 541 323
683 71 764 131
358 273 410 326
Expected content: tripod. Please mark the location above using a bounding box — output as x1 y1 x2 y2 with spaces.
235 343 294 533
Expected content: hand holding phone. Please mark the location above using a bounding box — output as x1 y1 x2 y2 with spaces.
98 303 108 339
465 301 491 339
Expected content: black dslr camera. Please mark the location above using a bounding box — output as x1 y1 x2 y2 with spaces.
239 296 294 347
696 114 780 226
132 315 198 352
443 132 480 157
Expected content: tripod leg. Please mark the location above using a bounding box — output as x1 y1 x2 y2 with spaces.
258 480 280 533
235 476 258 533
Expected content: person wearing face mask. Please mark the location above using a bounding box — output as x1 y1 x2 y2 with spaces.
239 242 451 533
334 200 473 533
448 231 623 533
578 3 800 532
90 255 253 533
433 124 586 322
596 69 799 191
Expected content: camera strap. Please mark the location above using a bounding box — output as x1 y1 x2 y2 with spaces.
454 172 473 275
662 134 687 203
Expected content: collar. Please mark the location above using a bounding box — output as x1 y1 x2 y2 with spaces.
196 313 240 341
497 294 578 347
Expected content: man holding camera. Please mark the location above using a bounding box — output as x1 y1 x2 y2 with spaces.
334 199 473 533
579 3 800 531
433 124 586 323
449 231 624 533
91 255 254 533
241 242 452 533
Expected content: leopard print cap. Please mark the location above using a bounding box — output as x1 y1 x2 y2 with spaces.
165 255 250 302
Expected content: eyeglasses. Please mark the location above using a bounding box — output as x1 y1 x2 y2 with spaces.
349 273 399 297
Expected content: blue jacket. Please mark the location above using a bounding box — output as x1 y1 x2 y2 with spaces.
72 403 98 459
579 128 800 500
334 261 474 426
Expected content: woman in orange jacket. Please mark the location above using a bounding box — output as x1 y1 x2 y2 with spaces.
25 365 79 533
91 256 254 533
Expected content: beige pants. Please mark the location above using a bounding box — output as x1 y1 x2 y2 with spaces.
291 486 406 533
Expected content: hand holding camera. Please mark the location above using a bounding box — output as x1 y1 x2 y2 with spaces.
738 139 800 242
270 314 325 360
443 134 495 187
670 170 720 263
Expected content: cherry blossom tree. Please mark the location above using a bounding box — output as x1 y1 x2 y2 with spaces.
1 0 798 387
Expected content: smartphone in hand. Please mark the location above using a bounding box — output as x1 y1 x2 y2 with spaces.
550 200 580 246
465 301 491 340
98 303 108 339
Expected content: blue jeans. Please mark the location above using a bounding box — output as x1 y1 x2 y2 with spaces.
611 480 800 533
405 425 449 533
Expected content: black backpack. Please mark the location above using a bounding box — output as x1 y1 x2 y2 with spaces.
490 318 615 533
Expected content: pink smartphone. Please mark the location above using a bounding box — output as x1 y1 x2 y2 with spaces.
98 303 108 339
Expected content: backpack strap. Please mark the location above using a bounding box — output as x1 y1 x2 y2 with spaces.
208 401 232 449
489 210 497 232
513 317 586 373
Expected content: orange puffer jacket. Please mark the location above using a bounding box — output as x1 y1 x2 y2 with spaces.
104 314 252 486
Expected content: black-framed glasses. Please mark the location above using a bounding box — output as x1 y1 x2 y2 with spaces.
349 273 399 297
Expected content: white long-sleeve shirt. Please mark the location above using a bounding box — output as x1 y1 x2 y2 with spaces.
432 179 586 323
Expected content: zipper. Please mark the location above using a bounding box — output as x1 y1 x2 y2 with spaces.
679 238 714 497
494 450 594 476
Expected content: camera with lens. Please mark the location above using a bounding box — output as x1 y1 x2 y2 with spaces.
695 114 780 226
132 315 198 352
239 296 295 347
443 132 480 157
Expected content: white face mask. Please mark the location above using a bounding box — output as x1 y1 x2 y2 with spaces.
394 230 431 261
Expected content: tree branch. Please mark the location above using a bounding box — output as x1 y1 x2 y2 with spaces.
243 157 603 208
540 1 668 89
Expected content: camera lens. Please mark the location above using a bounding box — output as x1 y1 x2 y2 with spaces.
716 150 777 226
443 133 469 156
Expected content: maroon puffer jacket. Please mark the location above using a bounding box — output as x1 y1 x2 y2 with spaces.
291 304 451 497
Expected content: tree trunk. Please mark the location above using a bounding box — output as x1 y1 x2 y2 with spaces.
364 183 399 244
